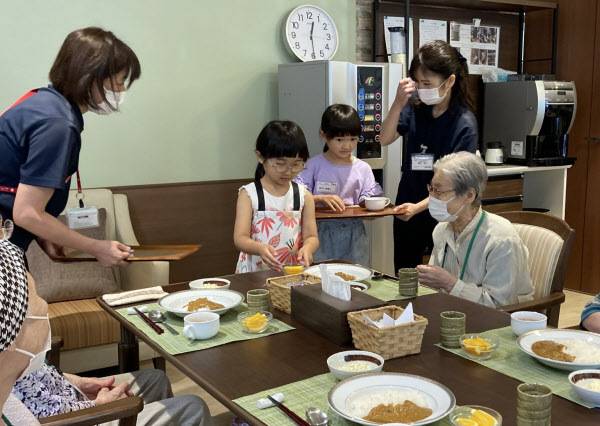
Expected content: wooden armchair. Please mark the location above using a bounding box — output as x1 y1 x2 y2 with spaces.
39 337 143 426
497 211 575 327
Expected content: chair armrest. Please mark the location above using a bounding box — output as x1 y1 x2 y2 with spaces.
499 292 566 313
39 396 143 426
113 194 140 246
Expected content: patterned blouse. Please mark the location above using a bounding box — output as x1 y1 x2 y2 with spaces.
11 364 96 418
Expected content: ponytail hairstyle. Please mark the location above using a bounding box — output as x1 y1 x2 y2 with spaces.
254 121 309 181
409 40 473 112
320 104 361 152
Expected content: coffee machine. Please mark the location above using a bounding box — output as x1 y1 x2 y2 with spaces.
482 80 577 166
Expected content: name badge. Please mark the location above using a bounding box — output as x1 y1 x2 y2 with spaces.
316 181 338 194
66 206 100 230
411 153 434 171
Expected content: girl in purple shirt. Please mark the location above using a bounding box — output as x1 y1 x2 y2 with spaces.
295 105 382 265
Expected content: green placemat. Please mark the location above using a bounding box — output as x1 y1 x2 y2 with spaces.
233 372 453 426
364 278 437 302
436 326 595 408
116 303 294 355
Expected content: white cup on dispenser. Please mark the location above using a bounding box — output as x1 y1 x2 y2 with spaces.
365 197 391 211
183 312 220 340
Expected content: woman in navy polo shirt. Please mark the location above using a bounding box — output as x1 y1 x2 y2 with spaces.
0 27 141 266
380 40 478 271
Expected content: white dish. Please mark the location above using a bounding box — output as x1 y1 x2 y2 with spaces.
517 329 600 371
510 311 547 336
328 372 455 426
158 289 244 317
349 282 368 292
569 369 600 407
327 350 384 381
303 263 373 281
189 277 231 290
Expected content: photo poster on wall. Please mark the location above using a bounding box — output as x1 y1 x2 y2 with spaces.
383 16 415 63
449 21 500 75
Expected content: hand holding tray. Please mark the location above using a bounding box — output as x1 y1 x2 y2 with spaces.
55 244 201 262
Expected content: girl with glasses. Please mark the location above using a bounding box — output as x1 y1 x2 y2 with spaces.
234 121 319 273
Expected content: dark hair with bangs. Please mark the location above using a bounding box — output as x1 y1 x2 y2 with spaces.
320 104 361 152
49 27 141 111
409 40 473 112
255 121 309 181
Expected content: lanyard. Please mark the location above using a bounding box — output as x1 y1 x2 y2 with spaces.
442 210 486 281
0 169 83 202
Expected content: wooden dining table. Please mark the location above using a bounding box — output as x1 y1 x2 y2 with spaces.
98 270 598 426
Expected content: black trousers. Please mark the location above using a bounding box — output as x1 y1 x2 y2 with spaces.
393 213 438 272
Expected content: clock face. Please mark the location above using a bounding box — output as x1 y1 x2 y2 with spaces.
285 5 338 62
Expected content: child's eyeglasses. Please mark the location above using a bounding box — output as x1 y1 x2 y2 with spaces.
0 217 14 240
267 160 306 173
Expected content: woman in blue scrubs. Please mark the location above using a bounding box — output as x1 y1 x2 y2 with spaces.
0 27 141 266
380 40 478 271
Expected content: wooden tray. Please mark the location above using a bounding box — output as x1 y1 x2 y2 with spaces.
315 205 408 219
55 244 201 262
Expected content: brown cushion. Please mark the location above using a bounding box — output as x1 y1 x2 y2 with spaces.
49 299 120 350
27 208 118 303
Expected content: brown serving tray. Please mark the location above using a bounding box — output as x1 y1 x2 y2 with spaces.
315 205 407 219
55 244 201 262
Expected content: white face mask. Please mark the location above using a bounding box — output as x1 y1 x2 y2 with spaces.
417 78 450 105
429 195 465 222
90 87 126 115
15 314 51 381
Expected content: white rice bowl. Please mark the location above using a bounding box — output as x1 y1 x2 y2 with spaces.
347 390 430 419
563 340 600 364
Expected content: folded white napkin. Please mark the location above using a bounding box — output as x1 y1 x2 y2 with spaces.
102 286 168 307
363 303 415 328
320 264 351 301
257 392 284 409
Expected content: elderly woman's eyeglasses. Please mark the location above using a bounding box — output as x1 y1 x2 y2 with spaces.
267 159 306 173
0 217 14 240
427 183 454 198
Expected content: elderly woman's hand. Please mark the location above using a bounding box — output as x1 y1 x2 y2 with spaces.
416 264 457 292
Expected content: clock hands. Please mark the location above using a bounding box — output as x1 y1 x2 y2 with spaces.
310 22 315 58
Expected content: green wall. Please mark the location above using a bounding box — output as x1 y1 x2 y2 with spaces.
0 1 356 187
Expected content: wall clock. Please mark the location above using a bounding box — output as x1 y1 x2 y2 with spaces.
284 5 339 62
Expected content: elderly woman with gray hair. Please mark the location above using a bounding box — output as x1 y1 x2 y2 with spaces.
416 152 534 307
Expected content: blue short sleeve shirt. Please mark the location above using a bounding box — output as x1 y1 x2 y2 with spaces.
0 86 84 251
395 102 478 208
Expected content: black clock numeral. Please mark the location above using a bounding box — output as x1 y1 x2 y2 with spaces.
325 44 330 50
326 33 331 40
311 53 316 59
323 23 328 30
306 11 313 19
292 22 299 29
297 13 304 21
320 50 324 57
317 15 320 22
291 32 296 39
295 42 300 49
303 50 307 57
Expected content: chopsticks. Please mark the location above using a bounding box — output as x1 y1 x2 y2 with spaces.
134 307 163 334
267 395 310 426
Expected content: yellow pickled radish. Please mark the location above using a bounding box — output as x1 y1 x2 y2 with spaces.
242 312 268 331
456 419 478 426
471 409 497 426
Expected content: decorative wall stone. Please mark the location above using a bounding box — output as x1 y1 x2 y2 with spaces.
356 0 374 61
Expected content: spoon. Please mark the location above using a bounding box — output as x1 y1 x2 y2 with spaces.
148 310 179 335
305 407 329 426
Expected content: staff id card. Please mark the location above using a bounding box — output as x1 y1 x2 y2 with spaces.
316 181 338 194
411 153 434 171
65 206 100 229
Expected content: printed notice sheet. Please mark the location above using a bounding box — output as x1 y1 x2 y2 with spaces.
418 19 447 47
449 21 500 74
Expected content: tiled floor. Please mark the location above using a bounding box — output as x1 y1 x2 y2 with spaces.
158 289 596 425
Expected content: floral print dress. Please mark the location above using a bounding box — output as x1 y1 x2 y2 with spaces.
236 181 305 274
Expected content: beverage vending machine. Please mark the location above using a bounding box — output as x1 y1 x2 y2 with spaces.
278 61 404 275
